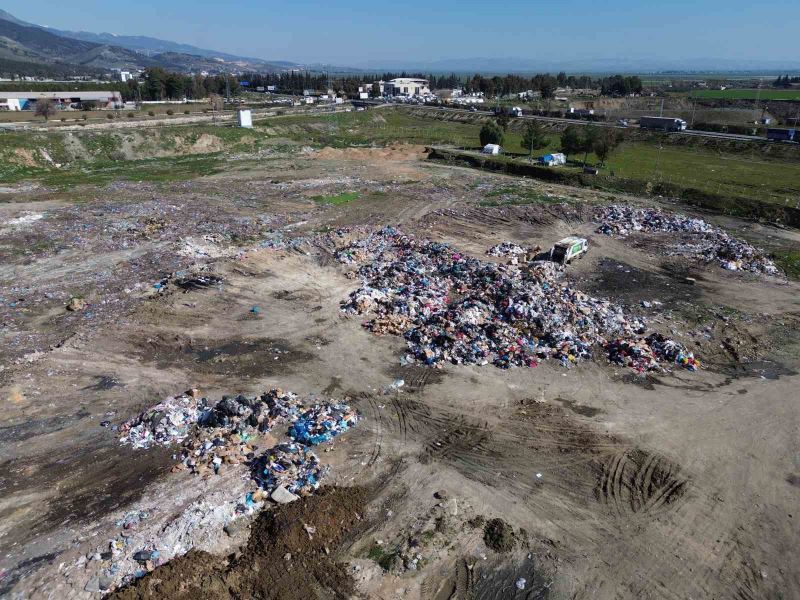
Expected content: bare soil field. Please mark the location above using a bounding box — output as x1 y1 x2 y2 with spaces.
1 144 799 600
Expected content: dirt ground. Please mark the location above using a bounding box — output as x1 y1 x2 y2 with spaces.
1 145 799 600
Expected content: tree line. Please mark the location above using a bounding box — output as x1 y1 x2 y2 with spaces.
773 75 800 88
237 70 642 98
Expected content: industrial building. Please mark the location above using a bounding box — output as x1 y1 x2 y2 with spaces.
0 91 123 110
384 78 431 97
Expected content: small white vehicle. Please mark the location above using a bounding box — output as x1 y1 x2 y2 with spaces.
482 143 503 155
550 236 589 264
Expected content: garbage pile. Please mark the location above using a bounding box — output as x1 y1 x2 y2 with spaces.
119 389 360 494
119 392 206 449
486 241 529 257
338 227 697 372
289 402 360 446
595 205 780 276
251 442 325 499
606 333 700 372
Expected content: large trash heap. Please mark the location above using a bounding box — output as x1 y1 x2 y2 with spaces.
338 227 699 372
120 389 359 497
595 205 780 276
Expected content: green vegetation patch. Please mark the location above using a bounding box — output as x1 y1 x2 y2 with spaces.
39 154 223 188
312 191 360 205
773 249 800 280
690 89 800 101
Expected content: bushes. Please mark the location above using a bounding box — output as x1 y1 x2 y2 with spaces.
184 110 190 115
127 112 135 118
166 109 174 116
479 122 504 146
148 110 156 117
106 113 115 120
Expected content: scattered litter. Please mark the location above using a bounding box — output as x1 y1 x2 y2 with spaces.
595 205 780 276
516 577 527 590
3 212 44 228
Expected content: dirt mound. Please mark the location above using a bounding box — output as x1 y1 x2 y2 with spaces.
483 518 515 553
314 143 428 162
189 133 223 154
110 486 367 600
12 148 38 167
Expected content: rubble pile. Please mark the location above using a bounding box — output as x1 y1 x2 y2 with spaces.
486 241 529 257
595 205 780 276
338 227 697 372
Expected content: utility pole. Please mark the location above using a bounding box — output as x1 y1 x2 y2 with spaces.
659 97 664 117
753 81 761 123
690 99 697 129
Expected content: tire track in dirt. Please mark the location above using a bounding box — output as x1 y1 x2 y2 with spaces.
594 449 688 518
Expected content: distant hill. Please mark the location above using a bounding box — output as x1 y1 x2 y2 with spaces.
0 10 297 74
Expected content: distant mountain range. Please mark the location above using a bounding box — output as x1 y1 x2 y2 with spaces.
360 56 800 74
1 9 797 79
0 9 300 76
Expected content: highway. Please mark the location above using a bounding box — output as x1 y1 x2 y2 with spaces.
359 101 775 144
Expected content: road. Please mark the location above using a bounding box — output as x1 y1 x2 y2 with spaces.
358 101 776 144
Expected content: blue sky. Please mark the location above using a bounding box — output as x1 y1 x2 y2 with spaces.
4 0 799 66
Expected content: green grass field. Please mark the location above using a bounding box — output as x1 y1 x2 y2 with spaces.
690 89 800 101
278 112 799 206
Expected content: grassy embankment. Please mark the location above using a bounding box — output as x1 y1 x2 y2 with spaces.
690 89 800 101
2 110 799 209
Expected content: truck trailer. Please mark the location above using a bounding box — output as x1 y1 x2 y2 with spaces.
766 128 796 142
639 116 688 132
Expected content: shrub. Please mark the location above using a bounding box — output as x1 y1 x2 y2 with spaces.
184 110 190 115
479 122 504 146
127 112 135 118
166 109 174 115
106 113 115 120
202 108 210 113
81 115 88 121
148 111 155 117
60 117 67 122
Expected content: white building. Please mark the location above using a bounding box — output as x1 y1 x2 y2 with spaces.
0 91 123 110
0 98 22 111
384 78 430 97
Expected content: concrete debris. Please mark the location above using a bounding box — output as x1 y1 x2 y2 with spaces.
338 227 697 372
595 205 780 276
270 484 301 504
